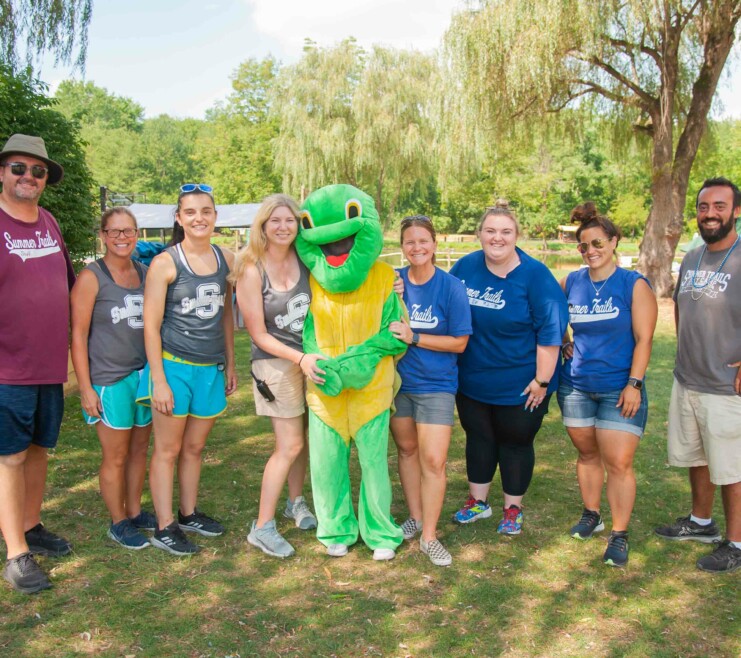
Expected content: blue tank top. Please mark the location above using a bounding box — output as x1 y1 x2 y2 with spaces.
561 266 648 392
160 243 229 364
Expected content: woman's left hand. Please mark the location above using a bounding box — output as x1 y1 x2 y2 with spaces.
390 317 413 344
617 384 641 418
522 379 547 411
225 365 238 396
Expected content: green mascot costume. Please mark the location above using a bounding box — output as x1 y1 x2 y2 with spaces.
296 184 406 558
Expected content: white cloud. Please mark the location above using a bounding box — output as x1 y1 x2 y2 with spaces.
246 0 465 59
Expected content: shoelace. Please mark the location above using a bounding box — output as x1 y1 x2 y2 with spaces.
608 534 628 551
15 553 37 575
503 507 520 522
462 496 477 511
293 499 311 518
579 510 599 526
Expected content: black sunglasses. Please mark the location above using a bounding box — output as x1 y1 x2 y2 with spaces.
4 162 48 179
577 238 611 254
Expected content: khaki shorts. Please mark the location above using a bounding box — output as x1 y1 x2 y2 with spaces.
667 378 741 485
251 357 306 419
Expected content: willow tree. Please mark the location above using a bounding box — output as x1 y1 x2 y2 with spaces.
273 40 436 221
445 0 741 296
0 0 92 71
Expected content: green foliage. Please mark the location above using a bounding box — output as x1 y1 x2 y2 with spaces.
55 80 145 131
273 40 437 223
0 64 96 265
611 193 650 238
0 0 92 72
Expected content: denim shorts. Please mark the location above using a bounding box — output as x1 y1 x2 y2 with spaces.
393 392 456 426
0 384 64 455
557 381 648 438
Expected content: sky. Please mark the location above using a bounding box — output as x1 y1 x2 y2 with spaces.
38 0 740 121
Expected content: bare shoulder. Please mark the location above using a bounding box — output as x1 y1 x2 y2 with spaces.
149 251 177 283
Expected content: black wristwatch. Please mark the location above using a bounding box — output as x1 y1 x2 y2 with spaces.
627 377 643 390
535 378 550 388
411 333 420 346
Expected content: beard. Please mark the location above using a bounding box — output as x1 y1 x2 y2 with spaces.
698 213 735 244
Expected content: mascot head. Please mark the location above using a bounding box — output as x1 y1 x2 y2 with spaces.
296 184 383 294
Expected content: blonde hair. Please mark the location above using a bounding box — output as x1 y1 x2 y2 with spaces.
477 198 521 236
230 193 300 283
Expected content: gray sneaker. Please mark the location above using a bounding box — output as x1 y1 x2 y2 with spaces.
696 540 741 573
400 517 422 540
284 496 318 530
420 538 452 567
654 515 721 544
247 520 295 558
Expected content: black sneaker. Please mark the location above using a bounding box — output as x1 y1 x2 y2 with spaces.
3 552 52 594
696 540 741 573
151 522 200 556
24 523 72 557
603 531 629 567
570 508 605 540
654 515 721 544
178 508 224 537
129 510 157 531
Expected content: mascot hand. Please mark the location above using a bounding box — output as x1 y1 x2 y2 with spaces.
315 358 344 397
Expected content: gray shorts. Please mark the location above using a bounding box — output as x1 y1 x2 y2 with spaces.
393 392 456 426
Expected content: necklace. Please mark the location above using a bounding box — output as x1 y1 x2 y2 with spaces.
690 235 739 301
588 265 616 298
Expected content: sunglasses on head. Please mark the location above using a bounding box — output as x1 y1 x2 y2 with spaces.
103 228 137 238
577 238 611 254
4 162 48 179
401 215 432 227
180 183 213 194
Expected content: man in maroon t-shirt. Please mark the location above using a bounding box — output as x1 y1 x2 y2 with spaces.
0 134 76 594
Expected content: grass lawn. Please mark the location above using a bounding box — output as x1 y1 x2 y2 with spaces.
1 301 738 658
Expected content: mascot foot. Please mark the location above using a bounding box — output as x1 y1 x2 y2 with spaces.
327 543 349 557
372 548 396 561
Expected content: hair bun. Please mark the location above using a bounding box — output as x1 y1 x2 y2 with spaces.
570 201 598 224
494 198 510 209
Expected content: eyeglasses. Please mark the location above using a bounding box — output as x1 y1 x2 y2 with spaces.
577 238 610 253
3 162 48 179
180 183 213 194
103 228 138 238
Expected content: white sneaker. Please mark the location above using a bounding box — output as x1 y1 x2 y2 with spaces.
327 543 348 557
284 496 318 530
372 548 396 561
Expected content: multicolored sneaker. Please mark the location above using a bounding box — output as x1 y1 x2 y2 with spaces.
497 505 524 535
654 515 721 544
452 496 492 525
603 531 629 567
570 508 605 540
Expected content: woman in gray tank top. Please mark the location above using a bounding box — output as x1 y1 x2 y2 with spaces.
71 208 155 550
233 194 326 558
141 185 237 556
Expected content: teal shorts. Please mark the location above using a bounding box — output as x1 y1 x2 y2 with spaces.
84 369 152 430
136 354 227 419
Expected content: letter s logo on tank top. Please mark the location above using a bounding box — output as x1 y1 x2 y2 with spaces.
180 283 225 319
111 294 144 328
275 292 310 332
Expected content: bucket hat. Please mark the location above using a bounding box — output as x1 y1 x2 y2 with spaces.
0 134 64 185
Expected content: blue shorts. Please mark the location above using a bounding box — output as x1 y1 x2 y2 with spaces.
0 384 64 456
393 392 456 426
83 369 152 430
557 381 648 438
136 354 227 419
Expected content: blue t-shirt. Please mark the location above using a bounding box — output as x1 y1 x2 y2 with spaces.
561 266 649 393
397 266 472 394
450 248 568 405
